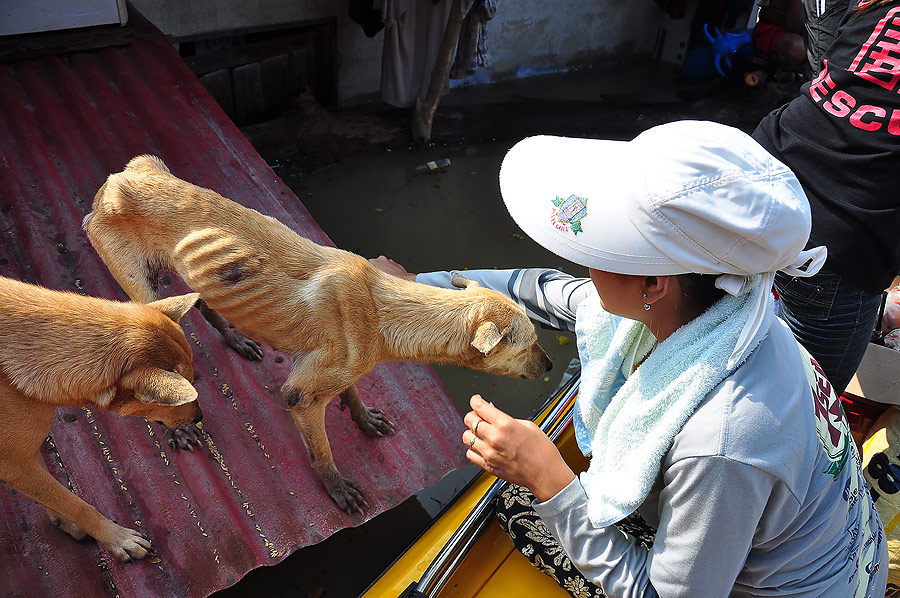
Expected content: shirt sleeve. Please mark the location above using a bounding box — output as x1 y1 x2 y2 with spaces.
415 268 594 331
533 478 658 598
534 456 779 598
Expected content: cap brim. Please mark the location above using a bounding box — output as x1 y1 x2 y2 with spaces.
499 135 686 275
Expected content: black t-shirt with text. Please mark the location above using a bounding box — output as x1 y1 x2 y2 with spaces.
754 1 900 292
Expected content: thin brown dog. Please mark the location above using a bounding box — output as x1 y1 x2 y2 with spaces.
0 276 201 561
84 155 552 513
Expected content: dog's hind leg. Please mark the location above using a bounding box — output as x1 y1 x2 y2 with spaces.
339 384 394 438
84 217 160 303
89 227 262 361
195 299 263 361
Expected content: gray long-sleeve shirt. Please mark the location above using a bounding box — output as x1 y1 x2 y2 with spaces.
417 267 888 597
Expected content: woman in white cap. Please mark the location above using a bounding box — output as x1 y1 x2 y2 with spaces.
372 120 887 597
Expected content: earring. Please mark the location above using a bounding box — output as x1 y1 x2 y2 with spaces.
643 293 651 311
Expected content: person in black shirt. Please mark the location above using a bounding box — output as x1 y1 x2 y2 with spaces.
752 0 900 395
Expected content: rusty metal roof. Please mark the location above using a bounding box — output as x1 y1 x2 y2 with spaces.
0 13 467 597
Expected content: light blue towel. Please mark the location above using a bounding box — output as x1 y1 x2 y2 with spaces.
574 275 773 528
572 312 656 456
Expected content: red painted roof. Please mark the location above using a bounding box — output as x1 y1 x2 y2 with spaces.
0 13 466 597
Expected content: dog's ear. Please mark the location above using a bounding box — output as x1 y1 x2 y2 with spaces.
148 292 201 323
123 367 198 406
451 272 480 289
471 321 508 354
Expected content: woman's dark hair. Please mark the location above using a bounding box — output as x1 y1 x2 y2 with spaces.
856 0 895 14
676 273 727 312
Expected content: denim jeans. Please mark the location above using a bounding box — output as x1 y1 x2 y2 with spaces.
774 270 882 397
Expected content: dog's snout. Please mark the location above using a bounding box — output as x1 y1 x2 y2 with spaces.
534 344 553 373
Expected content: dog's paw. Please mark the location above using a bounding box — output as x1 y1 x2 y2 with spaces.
47 511 87 541
222 328 264 361
164 423 204 451
99 524 154 563
328 478 368 515
354 407 395 438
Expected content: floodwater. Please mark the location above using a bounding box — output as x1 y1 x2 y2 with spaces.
214 64 801 597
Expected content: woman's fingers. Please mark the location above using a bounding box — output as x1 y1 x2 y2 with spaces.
463 429 501 475
464 394 504 443
465 443 494 474
463 410 482 434
462 413 523 480
368 255 417 281
469 394 511 427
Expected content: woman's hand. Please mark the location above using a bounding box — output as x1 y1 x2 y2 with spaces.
463 394 576 502
368 255 417 281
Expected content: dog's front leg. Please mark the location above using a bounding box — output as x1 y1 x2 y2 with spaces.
282 355 369 514
163 421 205 451
287 392 368 514
5 457 154 562
37 458 88 541
339 384 395 437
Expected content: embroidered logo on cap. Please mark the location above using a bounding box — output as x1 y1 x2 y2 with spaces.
552 195 587 235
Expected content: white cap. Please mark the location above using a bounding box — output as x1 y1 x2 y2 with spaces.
499 120 826 367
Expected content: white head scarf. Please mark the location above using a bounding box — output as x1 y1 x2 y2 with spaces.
499 120 826 366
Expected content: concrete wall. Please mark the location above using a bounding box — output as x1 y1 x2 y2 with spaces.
133 0 668 105
131 0 335 38
2 0 127 36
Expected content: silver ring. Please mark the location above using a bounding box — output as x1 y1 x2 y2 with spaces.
469 435 476 447
473 419 482 435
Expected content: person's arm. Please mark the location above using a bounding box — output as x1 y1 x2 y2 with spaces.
369 256 594 331
533 455 776 598
533 479 658 598
418 267 592 332
800 0 853 75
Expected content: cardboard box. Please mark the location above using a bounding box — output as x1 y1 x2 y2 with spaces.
844 343 900 405
844 342 900 406
844 277 900 406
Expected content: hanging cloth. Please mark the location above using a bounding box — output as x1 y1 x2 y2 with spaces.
375 0 454 107
450 0 499 79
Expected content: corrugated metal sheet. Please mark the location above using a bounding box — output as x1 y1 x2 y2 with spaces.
0 12 468 598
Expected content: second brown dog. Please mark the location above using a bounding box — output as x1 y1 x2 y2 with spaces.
0 275 201 561
84 155 552 513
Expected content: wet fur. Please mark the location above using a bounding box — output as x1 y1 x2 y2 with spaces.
0 276 201 561
85 155 551 512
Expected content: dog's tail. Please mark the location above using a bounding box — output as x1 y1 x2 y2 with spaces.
125 154 171 175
